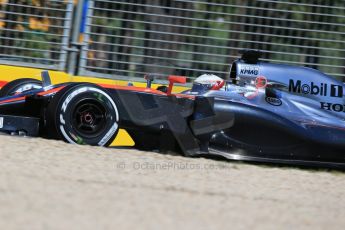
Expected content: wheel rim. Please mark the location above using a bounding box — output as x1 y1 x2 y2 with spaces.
72 99 108 138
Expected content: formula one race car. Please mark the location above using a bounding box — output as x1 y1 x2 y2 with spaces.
0 72 232 155
1 50 345 169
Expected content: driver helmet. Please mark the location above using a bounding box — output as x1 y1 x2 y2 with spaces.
191 74 224 92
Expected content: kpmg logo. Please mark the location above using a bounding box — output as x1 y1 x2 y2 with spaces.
289 79 343 98
240 65 259 76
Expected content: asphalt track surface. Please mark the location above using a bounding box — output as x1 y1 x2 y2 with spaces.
0 135 344 230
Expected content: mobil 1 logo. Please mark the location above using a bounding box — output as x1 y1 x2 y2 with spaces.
289 79 343 98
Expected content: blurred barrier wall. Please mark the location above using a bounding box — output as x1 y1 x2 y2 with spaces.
0 0 73 71
0 0 344 81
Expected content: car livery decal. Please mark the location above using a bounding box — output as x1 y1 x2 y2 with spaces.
320 102 345 113
265 97 282 106
289 79 343 98
0 86 65 105
239 65 259 76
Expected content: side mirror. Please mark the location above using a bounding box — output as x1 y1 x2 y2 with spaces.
167 75 186 95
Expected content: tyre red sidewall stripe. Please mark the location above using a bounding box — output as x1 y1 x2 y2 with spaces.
0 81 7 88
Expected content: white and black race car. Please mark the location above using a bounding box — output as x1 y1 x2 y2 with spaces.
1 50 345 169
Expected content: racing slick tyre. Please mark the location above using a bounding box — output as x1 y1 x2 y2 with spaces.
45 83 119 146
0 78 42 97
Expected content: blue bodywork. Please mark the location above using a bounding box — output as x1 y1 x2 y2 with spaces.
184 51 345 168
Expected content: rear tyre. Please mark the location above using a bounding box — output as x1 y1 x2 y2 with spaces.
0 78 42 97
45 83 119 146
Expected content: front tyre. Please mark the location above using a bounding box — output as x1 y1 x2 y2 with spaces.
46 83 119 146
